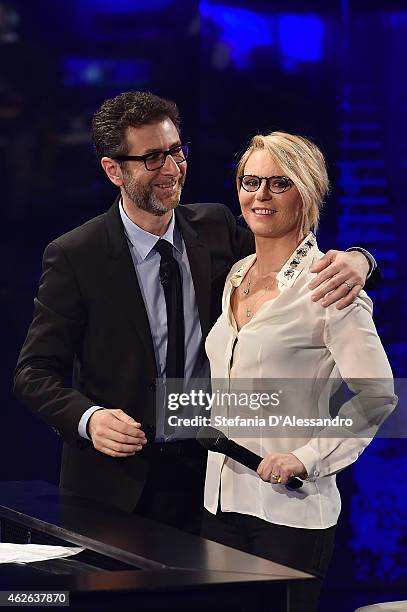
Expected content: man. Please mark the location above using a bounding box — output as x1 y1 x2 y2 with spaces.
14 91 377 534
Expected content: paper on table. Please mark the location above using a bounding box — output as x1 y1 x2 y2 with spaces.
0 543 84 564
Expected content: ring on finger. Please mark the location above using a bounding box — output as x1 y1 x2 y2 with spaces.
271 473 282 483
344 281 353 291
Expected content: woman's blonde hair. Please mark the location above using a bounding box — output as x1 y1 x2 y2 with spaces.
236 131 329 235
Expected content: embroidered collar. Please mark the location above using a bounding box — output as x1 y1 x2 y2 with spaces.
230 232 317 289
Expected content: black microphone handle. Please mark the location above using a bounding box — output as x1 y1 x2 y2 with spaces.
225 439 262 471
225 439 303 490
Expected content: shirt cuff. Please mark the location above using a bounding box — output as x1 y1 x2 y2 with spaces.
291 445 321 482
345 247 377 279
78 406 104 440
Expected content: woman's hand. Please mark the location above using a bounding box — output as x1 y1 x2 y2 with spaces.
257 452 308 484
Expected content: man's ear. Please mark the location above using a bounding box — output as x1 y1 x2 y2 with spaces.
101 157 123 187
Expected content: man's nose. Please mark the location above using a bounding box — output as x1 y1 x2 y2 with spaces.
161 153 180 174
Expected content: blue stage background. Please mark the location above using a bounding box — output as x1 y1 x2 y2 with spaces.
1 1 406 609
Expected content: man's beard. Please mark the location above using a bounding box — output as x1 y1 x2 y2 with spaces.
122 173 185 217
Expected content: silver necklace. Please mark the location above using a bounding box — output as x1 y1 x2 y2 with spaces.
243 273 275 318
243 266 279 296
245 287 271 318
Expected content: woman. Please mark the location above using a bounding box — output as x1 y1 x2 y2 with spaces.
202 132 396 612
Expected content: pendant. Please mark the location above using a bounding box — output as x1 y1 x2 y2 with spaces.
243 288 250 295
246 309 252 317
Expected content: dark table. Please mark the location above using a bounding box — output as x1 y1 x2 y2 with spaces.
0 481 313 610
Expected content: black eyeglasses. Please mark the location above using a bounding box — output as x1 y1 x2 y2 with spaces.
113 143 189 171
238 175 293 193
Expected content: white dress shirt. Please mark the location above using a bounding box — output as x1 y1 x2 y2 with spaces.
204 233 397 529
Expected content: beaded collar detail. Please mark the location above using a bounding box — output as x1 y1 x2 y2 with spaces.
230 232 317 289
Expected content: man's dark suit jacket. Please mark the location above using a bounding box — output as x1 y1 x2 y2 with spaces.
14 199 255 512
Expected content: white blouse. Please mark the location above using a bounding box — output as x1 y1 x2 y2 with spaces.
204 233 397 529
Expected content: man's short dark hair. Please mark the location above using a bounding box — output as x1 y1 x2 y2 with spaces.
91 91 180 160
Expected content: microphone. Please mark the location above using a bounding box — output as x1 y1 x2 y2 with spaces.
197 426 303 490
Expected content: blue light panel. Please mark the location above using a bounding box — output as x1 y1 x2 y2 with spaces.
278 15 324 70
64 58 150 87
200 1 324 70
351 440 407 581
200 1 272 69
75 0 173 13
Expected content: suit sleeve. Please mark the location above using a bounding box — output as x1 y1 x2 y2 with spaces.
346 246 381 289
291 293 397 479
365 264 381 290
221 205 255 260
14 240 94 447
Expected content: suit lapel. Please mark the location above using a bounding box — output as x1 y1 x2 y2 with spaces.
104 199 157 377
176 207 212 340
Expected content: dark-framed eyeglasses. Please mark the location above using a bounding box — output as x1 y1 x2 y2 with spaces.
238 175 293 194
113 142 189 171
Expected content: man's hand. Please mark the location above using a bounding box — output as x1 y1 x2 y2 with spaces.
257 452 307 485
309 250 370 309
88 409 147 458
